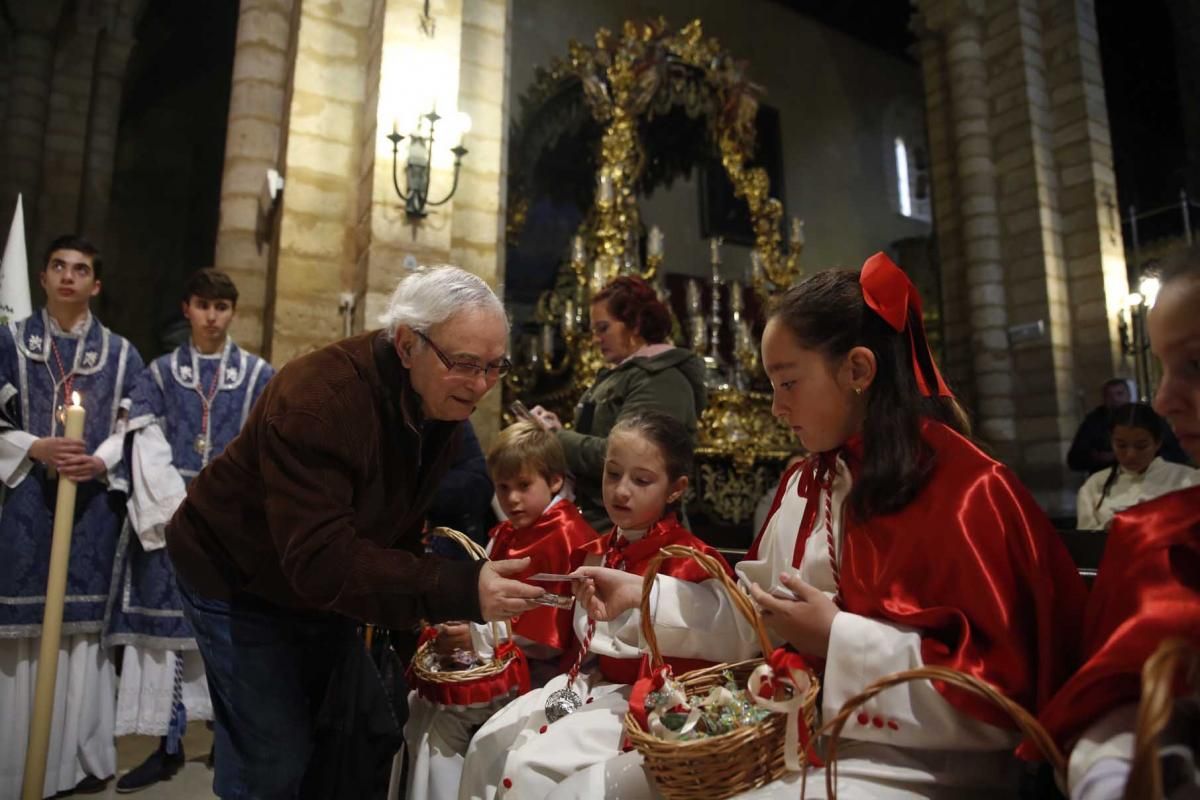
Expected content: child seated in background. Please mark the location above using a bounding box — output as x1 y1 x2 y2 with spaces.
1074 402 1196 530
405 421 597 800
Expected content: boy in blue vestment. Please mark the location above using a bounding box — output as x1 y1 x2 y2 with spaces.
105 269 274 791
0 235 143 798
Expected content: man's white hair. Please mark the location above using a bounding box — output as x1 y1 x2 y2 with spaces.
379 264 508 337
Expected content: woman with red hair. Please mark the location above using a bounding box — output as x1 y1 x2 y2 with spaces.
531 276 707 530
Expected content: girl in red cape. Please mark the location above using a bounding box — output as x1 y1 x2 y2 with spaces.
405 422 598 800
458 411 733 799
561 256 1088 799
1034 246 1200 800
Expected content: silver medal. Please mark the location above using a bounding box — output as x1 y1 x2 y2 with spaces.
544 686 583 723
193 434 208 454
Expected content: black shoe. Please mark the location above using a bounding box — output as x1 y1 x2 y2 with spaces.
115 743 185 794
56 774 111 796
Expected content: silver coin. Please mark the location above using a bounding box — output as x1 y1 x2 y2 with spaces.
544 687 583 723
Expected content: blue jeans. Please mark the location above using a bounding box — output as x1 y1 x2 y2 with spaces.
179 579 356 799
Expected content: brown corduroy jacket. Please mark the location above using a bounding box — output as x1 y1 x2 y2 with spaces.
165 330 484 627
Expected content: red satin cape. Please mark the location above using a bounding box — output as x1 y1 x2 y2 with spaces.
748 420 1088 731
570 514 735 684
1030 484 1200 754
489 499 600 652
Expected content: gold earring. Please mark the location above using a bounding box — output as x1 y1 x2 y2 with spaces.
854 387 863 396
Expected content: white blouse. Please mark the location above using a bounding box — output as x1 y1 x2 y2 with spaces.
1075 457 1197 530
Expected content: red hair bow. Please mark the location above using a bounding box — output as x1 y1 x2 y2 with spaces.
859 252 953 399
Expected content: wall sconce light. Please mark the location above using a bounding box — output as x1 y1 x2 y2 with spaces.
386 109 469 220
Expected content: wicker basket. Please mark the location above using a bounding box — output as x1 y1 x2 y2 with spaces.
1124 637 1200 800
817 665 1067 800
407 527 529 705
623 545 820 800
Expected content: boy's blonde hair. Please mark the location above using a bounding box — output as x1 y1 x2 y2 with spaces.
486 420 567 484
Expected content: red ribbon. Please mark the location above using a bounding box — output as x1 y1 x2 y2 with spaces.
859 252 953 399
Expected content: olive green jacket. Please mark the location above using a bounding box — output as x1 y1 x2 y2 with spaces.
557 347 708 530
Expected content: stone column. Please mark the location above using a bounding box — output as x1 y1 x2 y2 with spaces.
2 1 66 238
268 0 376 364
35 11 100 248
921 0 1019 460
451 0 511 446
0 19 11 142
1041 0 1129 391
78 0 146 244
214 0 295 355
915 0 1129 512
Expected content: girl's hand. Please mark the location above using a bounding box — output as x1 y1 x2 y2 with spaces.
573 566 643 621
748 572 838 658
529 405 563 432
433 622 474 655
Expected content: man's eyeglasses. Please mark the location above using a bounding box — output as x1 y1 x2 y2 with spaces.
415 331 512 380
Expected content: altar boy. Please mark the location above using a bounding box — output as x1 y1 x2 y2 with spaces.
0 234 143 798
105 268 274 791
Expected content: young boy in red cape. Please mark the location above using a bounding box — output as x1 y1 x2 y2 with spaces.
404 421 597 800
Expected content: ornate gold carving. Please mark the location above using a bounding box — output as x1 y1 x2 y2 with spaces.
508 19 806 526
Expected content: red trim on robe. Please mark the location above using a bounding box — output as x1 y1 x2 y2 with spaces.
570 514 735 685
1028 484 1200 755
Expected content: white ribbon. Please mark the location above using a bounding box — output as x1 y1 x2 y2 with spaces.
748 662 813 772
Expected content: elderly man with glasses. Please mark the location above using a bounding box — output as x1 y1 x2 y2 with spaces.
165 265 544 799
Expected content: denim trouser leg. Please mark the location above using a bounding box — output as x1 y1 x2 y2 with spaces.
179 580 352 800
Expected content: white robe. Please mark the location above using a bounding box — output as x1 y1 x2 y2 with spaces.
0 635 116 798
458 528 655 800
550 458 1022 799
113 424 212 737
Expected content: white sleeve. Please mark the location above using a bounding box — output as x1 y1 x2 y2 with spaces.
92 430 124 473
1076 477 1103 530
619 574 763 663
1067 703 1138 800
821 611 1017 751
0 429 37 487
126 425 187 551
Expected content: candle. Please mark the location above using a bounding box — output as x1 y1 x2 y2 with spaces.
686 279 702 314
730 281 744 312
648 226 664 258
22 392 85 800
541 324 555 359
563 300 576 335
571 236 586 265
791 217 805 247
710 237 721 265
597 173 614 205
750 250 764 284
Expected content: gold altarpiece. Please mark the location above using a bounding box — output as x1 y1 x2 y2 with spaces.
504 19 805 539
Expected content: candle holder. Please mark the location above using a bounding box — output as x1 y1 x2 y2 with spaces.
385 109 469 220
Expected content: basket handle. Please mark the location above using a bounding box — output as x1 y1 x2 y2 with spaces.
637 544 773 670
1124 638 1200 800
427 527 508 653
815 665 1066 800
